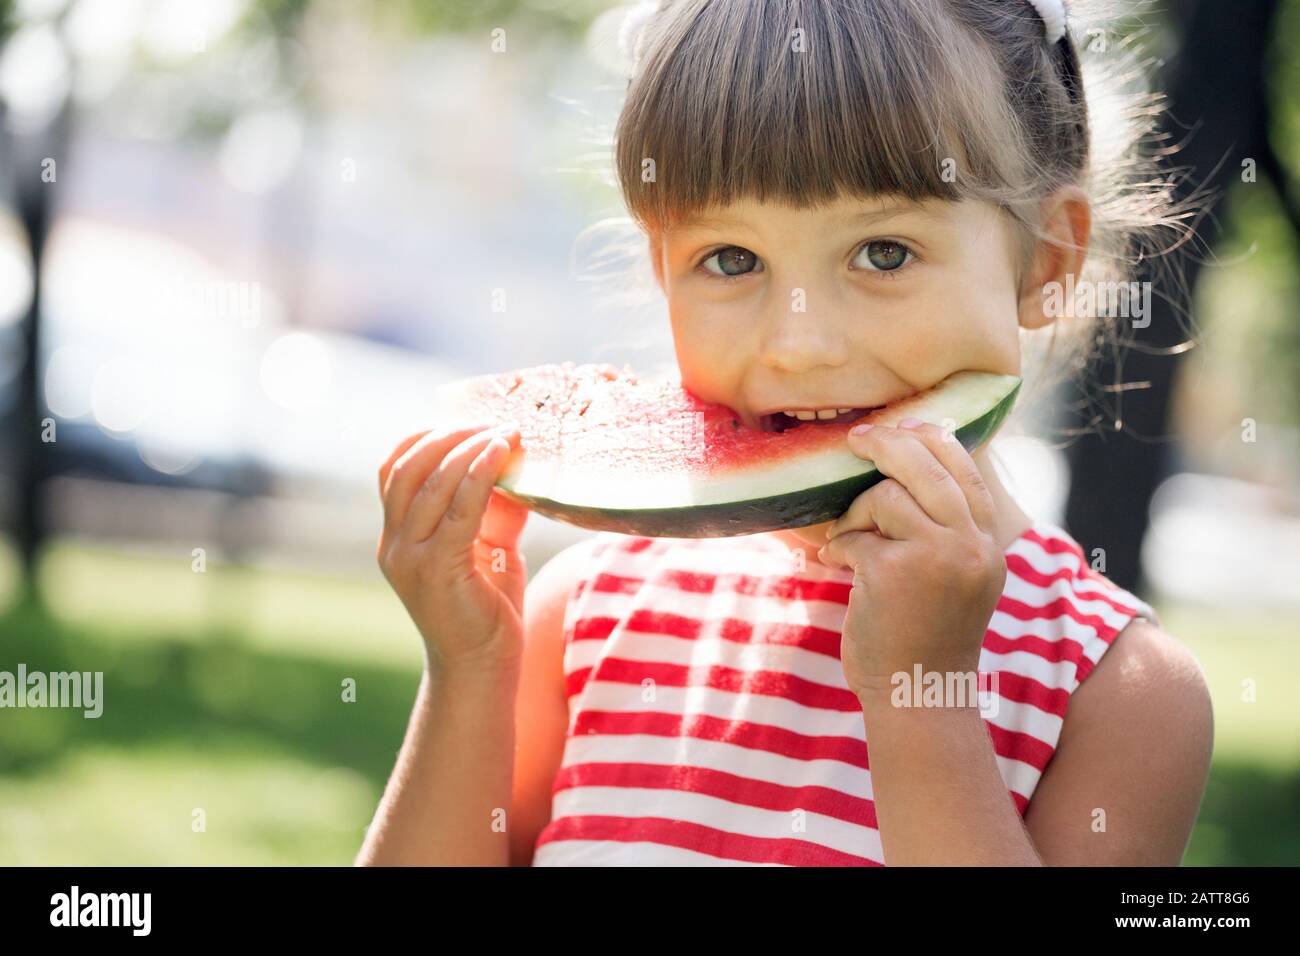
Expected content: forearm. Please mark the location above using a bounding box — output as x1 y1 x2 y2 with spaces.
858 689 1042 866
356 656 520 866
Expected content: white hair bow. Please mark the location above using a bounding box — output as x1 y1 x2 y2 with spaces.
1027 0 1067 44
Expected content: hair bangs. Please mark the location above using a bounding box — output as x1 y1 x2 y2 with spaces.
615 0 1023 233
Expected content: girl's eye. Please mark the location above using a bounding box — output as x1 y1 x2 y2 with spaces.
701 246 763 278
853 239 913 273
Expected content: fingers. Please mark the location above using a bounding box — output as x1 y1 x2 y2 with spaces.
405 424 519 542
381 422 500 534
379 429 431 497
841 420 974 531
828 476 931 542
480 484 531 551
895 420 998 534
427 431 521 555
820 525 890 572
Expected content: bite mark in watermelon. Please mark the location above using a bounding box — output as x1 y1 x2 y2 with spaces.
434 362 1021 537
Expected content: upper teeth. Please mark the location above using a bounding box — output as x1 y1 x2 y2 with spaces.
783 408 854 421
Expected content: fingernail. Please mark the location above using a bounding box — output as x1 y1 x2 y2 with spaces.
898 417 923 429
850 423 873 435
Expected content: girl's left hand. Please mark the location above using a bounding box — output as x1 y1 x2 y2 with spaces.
819 418 1007 699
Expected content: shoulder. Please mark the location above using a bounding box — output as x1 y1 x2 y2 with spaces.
531 533 614 580
1027 617 1215 863
523 532 650 629
1006 522 1169 687
1060 613 1211 801
524 534 610 619
1068 617 1213 748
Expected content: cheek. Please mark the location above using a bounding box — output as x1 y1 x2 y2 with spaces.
668 299 749 394
879 262 1022 379
961 268 1023 373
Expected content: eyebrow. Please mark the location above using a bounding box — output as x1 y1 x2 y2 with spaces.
673 201 941 234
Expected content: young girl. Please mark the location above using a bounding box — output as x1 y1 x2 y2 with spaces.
357 0 1213 866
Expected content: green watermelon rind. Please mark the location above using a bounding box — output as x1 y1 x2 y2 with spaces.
491 375 1021 538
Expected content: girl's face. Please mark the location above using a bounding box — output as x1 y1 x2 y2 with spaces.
650 193 1034 555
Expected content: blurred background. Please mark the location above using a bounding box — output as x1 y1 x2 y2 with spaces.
0 0 1296 865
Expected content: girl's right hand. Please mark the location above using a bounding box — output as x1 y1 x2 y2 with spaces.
376 422 531 673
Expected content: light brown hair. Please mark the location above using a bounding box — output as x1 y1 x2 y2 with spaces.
591 0 1204 429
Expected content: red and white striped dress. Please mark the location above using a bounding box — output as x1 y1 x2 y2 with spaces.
531 521 1158 866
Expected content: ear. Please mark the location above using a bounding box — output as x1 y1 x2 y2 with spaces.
1017 185 1091 331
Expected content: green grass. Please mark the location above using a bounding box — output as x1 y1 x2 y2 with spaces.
1158 606 1300 769
1156 606 1300 866
34 542 424 669
0 539 1296 865
0 540 425 865
0 746 374 865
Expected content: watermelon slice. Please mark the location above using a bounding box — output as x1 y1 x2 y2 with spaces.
434 362 1020 538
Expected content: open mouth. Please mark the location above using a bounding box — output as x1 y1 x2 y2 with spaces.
758 406 884 433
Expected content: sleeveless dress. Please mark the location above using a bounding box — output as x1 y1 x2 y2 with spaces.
531 521 1159 866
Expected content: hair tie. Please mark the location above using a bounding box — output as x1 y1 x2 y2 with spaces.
1026 0 1067 44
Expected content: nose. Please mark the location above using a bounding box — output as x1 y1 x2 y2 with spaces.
756 288 851 373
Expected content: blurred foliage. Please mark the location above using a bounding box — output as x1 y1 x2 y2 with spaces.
1193 178 1300 430
1262 0 1300 421
250 0 311 33
82 0 616 143
245 0 608 42
1270 0 1300 192
387 0 609 36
